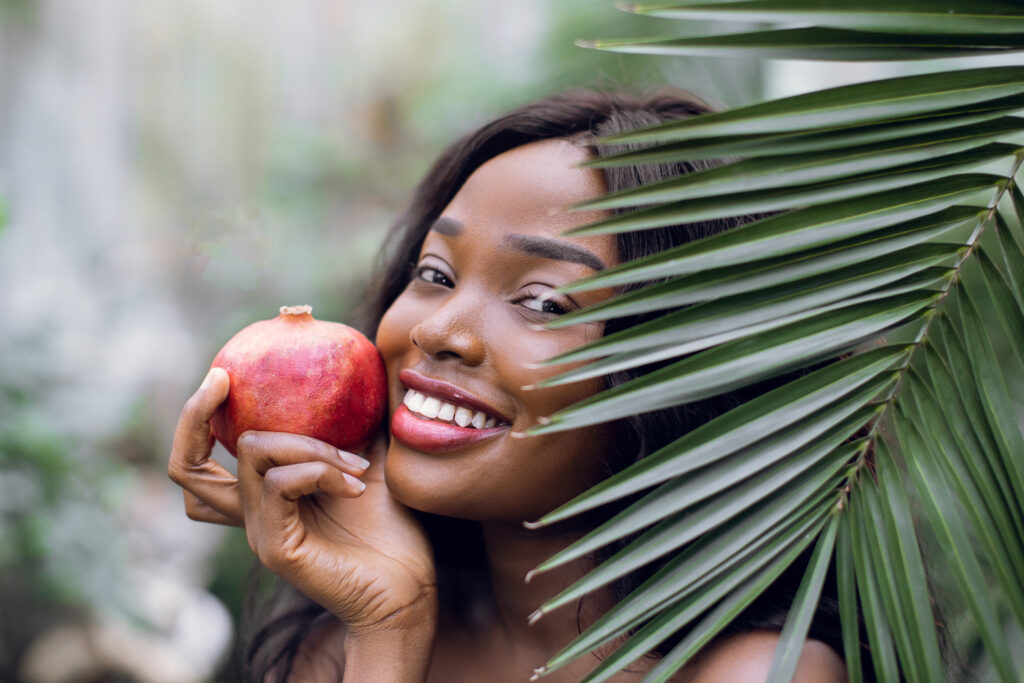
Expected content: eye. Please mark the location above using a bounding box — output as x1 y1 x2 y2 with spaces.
516 287 573 317
523 297 567 315
413 264 454 288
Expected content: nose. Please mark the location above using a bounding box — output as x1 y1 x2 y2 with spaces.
410 293 486 367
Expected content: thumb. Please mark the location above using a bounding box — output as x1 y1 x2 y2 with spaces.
174 367 230 465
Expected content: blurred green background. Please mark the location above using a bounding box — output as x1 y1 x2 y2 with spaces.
0 1 946 681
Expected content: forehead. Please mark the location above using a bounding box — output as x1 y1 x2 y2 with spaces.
438 139 615 261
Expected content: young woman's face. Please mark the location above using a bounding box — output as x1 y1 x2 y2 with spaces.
376 139 619 522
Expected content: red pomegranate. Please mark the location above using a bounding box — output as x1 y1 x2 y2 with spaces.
209 305 387 455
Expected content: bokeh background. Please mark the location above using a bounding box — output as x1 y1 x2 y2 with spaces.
0 2 974 681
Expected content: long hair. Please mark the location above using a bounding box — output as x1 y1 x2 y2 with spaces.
243 88 855 681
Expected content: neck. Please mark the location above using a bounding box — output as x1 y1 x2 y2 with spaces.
478 518 607 656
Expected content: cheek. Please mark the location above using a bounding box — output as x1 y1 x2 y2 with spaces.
375 297 422 418
509 324 606 422
375 300 406 363
376 294 423 376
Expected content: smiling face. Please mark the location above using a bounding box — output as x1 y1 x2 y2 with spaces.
375 139 619 523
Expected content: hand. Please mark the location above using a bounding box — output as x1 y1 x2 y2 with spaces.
235 430 437 634
168 368 437 635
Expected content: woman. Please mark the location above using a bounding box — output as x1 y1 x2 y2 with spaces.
169 90 849 681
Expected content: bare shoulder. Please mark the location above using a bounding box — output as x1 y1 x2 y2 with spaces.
681 630 847 683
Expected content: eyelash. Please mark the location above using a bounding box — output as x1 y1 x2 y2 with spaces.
514 289 570 316
412 264 573 317
413 265 454 288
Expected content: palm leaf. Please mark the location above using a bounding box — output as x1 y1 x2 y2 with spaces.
529 3 1024 681
625 0 1024 35
581 28 1024 62
582 97 1024 166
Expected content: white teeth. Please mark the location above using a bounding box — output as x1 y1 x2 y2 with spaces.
404 390 419 410
402 389 505 429
454 406 473 427
405 390 425 411
420 397 441 419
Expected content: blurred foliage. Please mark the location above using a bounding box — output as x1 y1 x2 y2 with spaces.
0 403 81 680
206 532 259 682
0 397 135 608
0 403 74 581
0 0 36 25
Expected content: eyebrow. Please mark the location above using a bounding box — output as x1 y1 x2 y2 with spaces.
503 233 606 271
430 217 464 237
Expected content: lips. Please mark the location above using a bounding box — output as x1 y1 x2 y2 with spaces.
398 369 513 422
390 369 511 453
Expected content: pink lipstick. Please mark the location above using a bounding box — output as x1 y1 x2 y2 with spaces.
390 405 507 453
390 369 511 453
398 369 513 423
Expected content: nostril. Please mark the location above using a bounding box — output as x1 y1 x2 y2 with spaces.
410 315 485 366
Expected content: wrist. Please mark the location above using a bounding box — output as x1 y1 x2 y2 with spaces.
343 595 438 682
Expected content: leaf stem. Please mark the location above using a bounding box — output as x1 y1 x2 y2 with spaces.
837 150 1024 507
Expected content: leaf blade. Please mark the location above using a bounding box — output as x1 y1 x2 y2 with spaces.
531 293 933 435
895 412 1018 682
562 179 992 284
626 1 1024 36
588 27 1024 61
765 517 838 683
600 66 1024 143
528 346 907 526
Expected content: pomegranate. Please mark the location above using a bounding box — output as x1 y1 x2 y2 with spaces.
209 305 387 455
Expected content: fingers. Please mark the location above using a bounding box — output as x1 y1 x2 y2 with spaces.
168 367 243 525
246 461 366 570
236 430 371 479
235 430 368 551
265 461 365 501
236 431 368 516
183 490 243 527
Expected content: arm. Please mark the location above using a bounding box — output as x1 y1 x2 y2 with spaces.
289 604 437 683
342 608 438 683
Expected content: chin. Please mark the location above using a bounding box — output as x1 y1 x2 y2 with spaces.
382 441 549 523
384 441 480 519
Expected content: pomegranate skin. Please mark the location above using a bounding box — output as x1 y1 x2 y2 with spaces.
209 305 387 456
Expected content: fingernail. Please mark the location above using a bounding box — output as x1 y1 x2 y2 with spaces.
200 368 216 390
343 472 366 492
338 449 371 471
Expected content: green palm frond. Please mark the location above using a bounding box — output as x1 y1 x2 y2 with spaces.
529 4 1024 681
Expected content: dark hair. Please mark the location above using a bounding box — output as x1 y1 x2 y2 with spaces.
243 88 853 681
